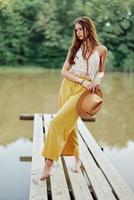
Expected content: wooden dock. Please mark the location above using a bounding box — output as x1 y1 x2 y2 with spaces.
20 113 134 200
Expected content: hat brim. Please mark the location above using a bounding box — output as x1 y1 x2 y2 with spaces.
76 89 103 120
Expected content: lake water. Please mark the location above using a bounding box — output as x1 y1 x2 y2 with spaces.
0 67 134 200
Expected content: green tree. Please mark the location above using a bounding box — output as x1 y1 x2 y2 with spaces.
0 0 133 70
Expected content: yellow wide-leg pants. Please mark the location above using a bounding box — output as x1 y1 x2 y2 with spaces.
41 76 91 161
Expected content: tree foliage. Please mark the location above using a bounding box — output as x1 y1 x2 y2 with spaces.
0 0 133 71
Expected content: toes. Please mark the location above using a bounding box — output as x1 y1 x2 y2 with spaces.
40 177 46 181
40 172 49 181
74 169 79 173
40 175 48 181
71 168 79 173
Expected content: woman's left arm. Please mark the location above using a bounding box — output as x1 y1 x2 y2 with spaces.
92 46 108 92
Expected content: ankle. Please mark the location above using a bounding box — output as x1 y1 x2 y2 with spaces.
46 159 54 166
75 156 80 162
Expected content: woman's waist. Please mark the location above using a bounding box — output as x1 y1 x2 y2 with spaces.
73 73 92 82
69 69 92 82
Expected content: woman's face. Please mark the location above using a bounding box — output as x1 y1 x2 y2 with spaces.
75 22 84 40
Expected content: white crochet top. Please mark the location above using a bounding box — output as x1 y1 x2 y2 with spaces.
69 47 104 84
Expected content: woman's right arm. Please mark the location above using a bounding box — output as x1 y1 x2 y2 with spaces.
61 48 83 84
61 48 92 91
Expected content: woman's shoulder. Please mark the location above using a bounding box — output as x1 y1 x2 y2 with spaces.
96 45 108 56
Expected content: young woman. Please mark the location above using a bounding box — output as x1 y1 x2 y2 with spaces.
40 16 108 180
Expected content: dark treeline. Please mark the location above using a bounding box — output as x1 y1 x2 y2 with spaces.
0 0 133 71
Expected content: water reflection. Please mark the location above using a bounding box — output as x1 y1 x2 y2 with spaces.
0 68 61 145
0 138 32 200
87 72 134 148
104 141 134 192
0 68 134 198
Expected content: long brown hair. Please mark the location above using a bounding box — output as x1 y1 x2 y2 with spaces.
68 16 100 65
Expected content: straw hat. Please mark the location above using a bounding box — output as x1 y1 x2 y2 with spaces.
76 89 103 119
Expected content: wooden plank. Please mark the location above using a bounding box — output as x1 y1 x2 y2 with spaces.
43 114 52 128
19 113 96 122
78 134 116 200
78 118 134 200
50 158 71 200
82 117 96 122
19 156 32 162
51 113 115 199
43 114 70 200
29 114 47 200
64 156 94 200
20 114 34 120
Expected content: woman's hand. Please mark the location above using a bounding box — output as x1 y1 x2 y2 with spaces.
81 80 100 93
92 83 100 93
81 80 93 91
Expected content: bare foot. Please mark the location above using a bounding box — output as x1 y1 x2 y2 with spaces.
40 159 54 180
71 156 81 173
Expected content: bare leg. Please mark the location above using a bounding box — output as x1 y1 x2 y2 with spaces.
40 158 54 180
71 155 81 173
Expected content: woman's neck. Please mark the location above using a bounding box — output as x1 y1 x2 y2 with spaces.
81 39 93 52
